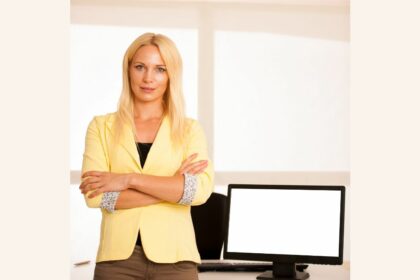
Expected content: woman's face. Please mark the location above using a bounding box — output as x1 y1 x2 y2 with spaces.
129 44 169 104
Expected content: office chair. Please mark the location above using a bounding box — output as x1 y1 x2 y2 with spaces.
191 192 227 259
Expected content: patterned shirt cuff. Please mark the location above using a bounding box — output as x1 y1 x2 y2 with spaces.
178 173 198 205
100 191 120 213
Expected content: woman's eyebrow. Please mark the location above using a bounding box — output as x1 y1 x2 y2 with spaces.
132 61 166 67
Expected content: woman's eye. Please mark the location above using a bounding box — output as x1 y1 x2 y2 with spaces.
157 67 166 73
135 65 144 70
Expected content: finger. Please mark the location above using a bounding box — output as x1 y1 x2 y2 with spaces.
79 181 89 191
188 166 207 175
179 153 198 171
79 177 101 189
81 187 89 194
189 162 208 174
82 171 105 179
187 153 198 160
185 159 207 168
80 181 103 194
184 162 207 173
79 180 95 191
80 184 90 194
185 153 198 164
88 188 104 199
184 164 207 175
183 160 208 174
80 185 88 194
92 182 104 190
86 182 103 194
82 171 104 178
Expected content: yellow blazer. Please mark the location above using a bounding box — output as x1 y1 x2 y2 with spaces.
82 113 214 263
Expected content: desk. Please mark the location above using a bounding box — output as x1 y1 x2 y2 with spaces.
199 264 349 280
72 262 349 280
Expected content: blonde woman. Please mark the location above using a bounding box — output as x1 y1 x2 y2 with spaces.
79 33 214 280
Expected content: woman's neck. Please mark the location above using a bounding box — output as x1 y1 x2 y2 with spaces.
133 101 164 122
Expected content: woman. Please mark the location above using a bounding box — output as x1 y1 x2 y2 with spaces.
79 33 214 280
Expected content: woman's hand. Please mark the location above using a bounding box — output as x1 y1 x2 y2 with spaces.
176 153 208 176
80 171 130 198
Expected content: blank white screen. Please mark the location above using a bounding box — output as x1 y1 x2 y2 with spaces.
227 188 341 257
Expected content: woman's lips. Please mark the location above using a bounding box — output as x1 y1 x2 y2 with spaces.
140 87 155 93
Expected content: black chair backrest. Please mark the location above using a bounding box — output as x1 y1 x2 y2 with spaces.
191 192 227 259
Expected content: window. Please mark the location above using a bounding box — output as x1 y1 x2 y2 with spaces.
214 31 349 171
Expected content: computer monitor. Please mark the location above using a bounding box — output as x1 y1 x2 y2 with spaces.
223 184 345 280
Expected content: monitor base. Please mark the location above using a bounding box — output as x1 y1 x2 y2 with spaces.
257 270 309 280
257 262 309 280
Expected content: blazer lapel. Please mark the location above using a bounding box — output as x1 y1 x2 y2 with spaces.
142 115 170 172
105 115 142 171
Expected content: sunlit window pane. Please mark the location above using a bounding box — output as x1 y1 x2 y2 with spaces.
214 31 349 171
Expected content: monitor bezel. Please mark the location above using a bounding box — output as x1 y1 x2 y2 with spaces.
223 184 345 265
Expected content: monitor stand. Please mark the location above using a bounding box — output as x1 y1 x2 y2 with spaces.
257 262 309 280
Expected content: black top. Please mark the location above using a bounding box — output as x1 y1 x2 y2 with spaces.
136 142 153 168
134 142 153 247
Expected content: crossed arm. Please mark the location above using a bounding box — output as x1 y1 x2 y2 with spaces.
81 117 213 211
80 153 208 210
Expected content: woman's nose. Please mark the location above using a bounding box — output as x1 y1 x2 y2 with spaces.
143 69 154 83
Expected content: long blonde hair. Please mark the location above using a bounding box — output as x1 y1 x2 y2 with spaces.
114 33 186 147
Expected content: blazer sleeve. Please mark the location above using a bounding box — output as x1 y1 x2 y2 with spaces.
184 120 215 206
81 116 110 208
